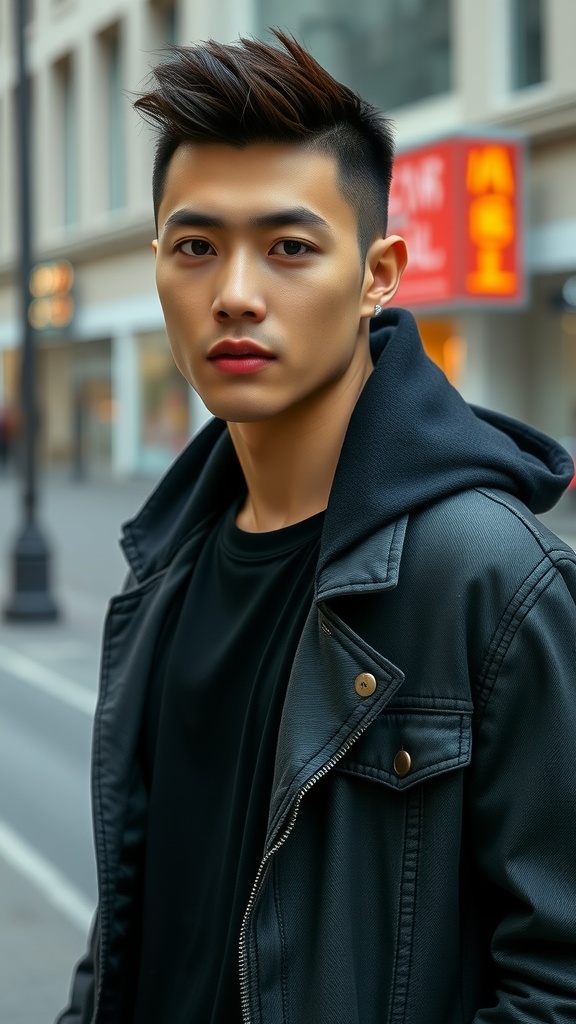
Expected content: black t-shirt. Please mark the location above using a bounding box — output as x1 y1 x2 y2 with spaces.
133 500 324 1024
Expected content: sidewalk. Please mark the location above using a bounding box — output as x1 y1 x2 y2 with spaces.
0 855 84 1024
0 467 154 614
0 468 154 1024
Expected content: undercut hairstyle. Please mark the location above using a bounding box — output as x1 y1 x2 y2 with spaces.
134 30 396 259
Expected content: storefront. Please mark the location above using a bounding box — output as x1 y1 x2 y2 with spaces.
388 131 576 450
135 330 192 475
389 132 532 415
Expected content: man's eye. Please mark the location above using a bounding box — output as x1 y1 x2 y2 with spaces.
270 240 312 257
179 239 215 256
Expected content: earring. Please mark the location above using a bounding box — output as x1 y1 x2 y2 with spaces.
373 303 383 317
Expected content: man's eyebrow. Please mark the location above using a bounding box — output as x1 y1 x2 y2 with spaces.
163 207 330 231
163 210 226 230
251 207 330 230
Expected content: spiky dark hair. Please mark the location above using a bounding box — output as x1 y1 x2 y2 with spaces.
134 30 395 257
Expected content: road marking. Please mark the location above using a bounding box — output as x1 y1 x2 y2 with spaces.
0 644 96 716
21 639 91 662
0 817 94 933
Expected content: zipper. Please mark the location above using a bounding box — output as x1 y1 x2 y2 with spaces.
238 716 374 1023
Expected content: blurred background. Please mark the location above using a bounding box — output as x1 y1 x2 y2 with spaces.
1 0 576 1020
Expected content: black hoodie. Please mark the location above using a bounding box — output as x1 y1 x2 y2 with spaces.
121 308 573 583
317 307 573 576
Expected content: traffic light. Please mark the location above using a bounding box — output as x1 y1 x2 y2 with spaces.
28 259 75 331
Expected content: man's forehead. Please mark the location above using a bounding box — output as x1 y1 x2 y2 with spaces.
158 141 355 230
168 138 336 175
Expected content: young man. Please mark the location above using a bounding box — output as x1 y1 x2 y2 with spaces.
59 32 576 1024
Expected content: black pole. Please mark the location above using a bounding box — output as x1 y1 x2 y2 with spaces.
3 0 59 621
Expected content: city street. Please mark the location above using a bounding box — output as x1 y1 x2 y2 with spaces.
0 468 152 1024
0 464 575 1023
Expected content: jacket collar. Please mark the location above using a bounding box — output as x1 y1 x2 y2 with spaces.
120 418 240 583
120 413 406 596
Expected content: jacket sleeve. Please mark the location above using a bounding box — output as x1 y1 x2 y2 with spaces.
54 914 98 1024
469 556 576 1022
55 574 135 1023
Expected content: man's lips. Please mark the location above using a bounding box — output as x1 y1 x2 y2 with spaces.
208 339 275 360
207 339 276 375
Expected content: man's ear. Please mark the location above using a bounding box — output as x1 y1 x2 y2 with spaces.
152 239 158 256
360 235 408 318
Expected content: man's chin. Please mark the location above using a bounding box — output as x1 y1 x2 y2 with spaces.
224 410 281 425
197 390 288 425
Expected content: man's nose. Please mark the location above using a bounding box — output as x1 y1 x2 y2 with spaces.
212 251 266 323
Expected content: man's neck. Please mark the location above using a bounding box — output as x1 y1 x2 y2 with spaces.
228 353 373 533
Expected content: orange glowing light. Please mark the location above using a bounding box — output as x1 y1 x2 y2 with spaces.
465 146 517 296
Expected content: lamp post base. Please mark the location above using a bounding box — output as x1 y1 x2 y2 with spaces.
3 519 59 621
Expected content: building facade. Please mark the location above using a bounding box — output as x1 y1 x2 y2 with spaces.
0 0 575 475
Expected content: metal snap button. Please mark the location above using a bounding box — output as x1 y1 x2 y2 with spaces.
393 750 411 777
354 672 377 697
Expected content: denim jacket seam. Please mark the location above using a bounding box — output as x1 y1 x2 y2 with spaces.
474 561 559 728
388 787 423 1024
273 857 289 1024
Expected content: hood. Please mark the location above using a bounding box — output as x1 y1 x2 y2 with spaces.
317 307 572 577
121 308 572 582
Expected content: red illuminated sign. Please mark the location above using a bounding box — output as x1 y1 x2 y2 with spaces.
388 135 525 309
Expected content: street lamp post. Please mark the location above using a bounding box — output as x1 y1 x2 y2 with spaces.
3 0 59 621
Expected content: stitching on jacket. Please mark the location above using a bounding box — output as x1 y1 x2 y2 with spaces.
257 923 265 1024
119 529 142 580
385 696 473 712
315 515 409 600
250 915 262 1024
475 562 557 727
108 570 168 609
91 580 164 1021
339 751 468 787
327 515 408 595
92 612 114 1020
273 857 289 1024
388 515 408 577
124 513 215 584
475 487 576 559
388 787 422 1024
473 487 576 727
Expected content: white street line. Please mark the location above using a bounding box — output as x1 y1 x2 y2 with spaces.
0 644 96 716
0 817 94 933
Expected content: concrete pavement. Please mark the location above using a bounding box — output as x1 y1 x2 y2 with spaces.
0 847 87 1024
0 467 153 1024
0 465 575 1023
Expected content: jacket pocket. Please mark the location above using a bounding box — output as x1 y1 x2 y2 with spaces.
336 702 472 790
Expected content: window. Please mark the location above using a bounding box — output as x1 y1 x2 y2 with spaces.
164 1 178 45
149 0 178 48
255 0 451 111
510 0 544 89
0 100 5 256
137 332 190 473
106 26 125 210
56 56 78 226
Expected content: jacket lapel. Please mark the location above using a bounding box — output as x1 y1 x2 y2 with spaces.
266 518 408 848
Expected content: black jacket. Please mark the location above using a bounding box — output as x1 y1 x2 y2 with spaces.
59 309 576 1023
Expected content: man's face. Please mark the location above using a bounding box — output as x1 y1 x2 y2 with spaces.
154 142 378 424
